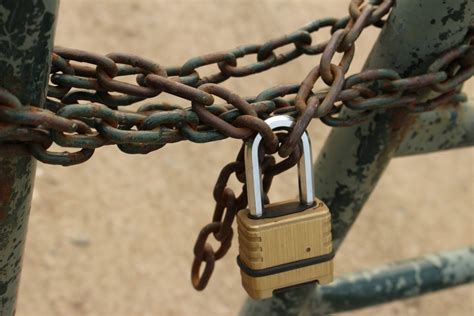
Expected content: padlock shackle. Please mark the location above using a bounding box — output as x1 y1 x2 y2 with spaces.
244 115 315 217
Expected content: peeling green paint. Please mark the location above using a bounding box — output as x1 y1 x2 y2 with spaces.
0 0 57 107
301 247 474 315
0 147 36 316
441 2 467 25
239 247 474 316
0 1 58 315
396 99 474 157
240 0 473 315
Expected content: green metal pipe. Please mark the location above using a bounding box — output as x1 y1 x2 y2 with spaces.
395 99 474 157
0 1 59 315
240 1 473 315
321 0 473 251
240 247 474 316
0 147 37 316
301 247 474 315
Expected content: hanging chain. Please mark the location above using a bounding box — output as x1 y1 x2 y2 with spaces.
186 1 473 289
0 0 472 289
0 0 471 166
192 134 304 290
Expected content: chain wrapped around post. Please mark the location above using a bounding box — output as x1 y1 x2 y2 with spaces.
0 0 472 287
0 0 471 166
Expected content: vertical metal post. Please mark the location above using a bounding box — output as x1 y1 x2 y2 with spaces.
320 0 472 250
0 1 59 315
240 1 473 315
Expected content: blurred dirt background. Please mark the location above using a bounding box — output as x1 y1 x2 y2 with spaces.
15 0 473 315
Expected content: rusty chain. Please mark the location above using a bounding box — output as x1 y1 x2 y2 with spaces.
187 1 472 289
192 134 304 290
0 0 472 288
0 0 471 167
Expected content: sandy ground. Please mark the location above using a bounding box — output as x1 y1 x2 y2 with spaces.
14 1 473 315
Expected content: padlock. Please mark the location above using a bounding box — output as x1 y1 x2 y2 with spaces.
236 115 334 300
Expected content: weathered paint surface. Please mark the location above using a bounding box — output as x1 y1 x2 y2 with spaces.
0 147 36 316
323 0 472 251
396 99 474 156
301 247 474 315
240 0 473 314
0 1 58 315
240 247 474 315
0 0 57 106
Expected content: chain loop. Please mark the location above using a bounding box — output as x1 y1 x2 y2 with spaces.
429 45 474 92
338 4 374 52
191 243 215 291
48 53 75 99
192 84 256 139
218 44 277 77
96 53 166 98
0 0 465 287
0 0 471 172
320 29 355 85
349 0 393 25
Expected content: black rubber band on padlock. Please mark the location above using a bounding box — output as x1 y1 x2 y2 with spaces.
236 250 335 278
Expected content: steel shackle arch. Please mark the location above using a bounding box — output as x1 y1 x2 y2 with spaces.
244 115 315 217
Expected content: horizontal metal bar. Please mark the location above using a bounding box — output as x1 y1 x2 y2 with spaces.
300 247 474 315
395 99 474 157
240 1 473 314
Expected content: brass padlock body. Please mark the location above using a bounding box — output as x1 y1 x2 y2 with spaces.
237 115 333 300
237 198 334 300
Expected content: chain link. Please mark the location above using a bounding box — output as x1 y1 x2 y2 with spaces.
0 0 472 166
187 1 472 289
191 135 303 289
0 0 472 289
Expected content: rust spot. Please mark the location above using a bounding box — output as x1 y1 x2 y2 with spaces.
387 109 418 156
0 173 13 222
390 109 415 132
0 209 7 221
438 99 462 110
